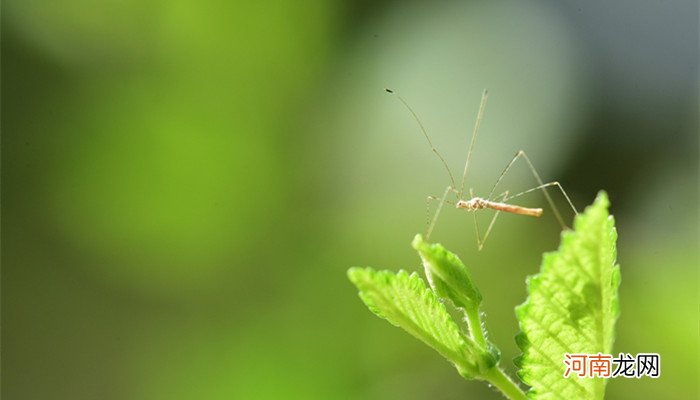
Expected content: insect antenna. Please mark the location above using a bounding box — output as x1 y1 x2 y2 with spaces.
385 88 457 190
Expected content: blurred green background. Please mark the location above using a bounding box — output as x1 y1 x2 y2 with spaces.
2 0 697 399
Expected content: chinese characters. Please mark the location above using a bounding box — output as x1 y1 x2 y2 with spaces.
563 353 660 378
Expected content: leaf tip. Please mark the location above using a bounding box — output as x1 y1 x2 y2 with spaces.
514 331 529 350
513 354 524 368
411 233 425 252
347 266 363 283
594 190 610 207
347 267 378 288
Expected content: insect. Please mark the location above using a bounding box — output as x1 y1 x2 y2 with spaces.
385 88 578 250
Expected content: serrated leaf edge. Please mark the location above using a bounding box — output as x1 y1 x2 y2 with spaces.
347 267 481 376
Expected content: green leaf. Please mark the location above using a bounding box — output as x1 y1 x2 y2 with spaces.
515 191 621 399
411 234 500 369
411 234 482 313
347 267 481 378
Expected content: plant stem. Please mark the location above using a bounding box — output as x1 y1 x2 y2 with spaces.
482 367 528 400
466 309 486 347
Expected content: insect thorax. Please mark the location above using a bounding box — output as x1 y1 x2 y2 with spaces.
457 197 488 211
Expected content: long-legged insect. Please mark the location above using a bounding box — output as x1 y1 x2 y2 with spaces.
385 88 578 250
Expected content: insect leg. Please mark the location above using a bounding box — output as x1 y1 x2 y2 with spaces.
425 186 458 240
486 150 577 229
503 181 578 217
472 189 510 251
